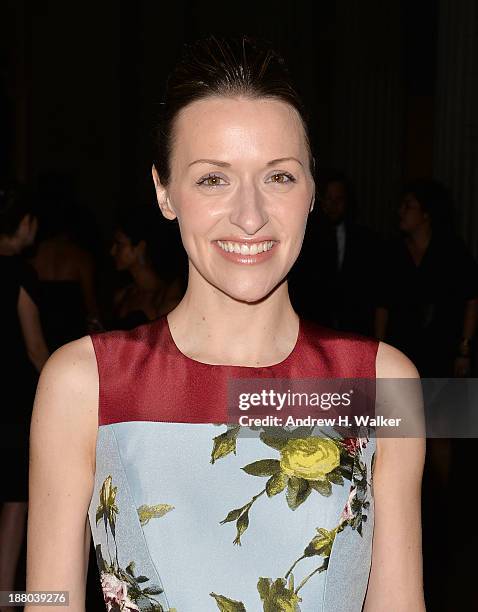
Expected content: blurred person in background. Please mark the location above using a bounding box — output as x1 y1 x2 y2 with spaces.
0 184 49 608
29 173 103 351
110 205 185 330
374 179 478 377
289 169 380 334
317 170 381 335
374 178 478 611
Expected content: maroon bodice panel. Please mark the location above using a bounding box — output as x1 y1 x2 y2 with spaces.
90 316 379 426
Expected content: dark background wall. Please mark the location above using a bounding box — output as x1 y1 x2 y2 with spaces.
1 0 476 253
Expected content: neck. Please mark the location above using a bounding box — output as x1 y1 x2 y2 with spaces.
0 238 18 256
167 266 299 367
406 223 432 248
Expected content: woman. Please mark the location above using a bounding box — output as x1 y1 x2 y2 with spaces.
0 185 49 608
30 174 103 350
109 207 184 330
374 180 478 610
26 37 425 611
374 179 478 377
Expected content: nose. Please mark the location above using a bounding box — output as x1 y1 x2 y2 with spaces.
228 182 269 235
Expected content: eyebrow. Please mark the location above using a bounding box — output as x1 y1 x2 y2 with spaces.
188 157 303 168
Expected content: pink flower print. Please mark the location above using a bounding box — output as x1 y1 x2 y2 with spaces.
339 487 356 526
343 436 368 455
100 572 140 611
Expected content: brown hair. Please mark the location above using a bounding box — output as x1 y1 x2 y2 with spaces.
153 35 315 185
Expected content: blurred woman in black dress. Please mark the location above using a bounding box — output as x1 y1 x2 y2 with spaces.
374 179 478 611
110 206 185 330
29 173 103 351
375 179 478 377
0 185 49 602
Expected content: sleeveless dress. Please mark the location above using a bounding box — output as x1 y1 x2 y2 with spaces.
87 316 379 612
0 255 40 502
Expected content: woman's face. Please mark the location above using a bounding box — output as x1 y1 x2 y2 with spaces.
398 192 429 233
153 96 315 303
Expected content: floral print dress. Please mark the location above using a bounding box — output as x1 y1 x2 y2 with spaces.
87 316 379 611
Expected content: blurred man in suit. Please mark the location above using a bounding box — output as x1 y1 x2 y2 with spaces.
289 170 380 335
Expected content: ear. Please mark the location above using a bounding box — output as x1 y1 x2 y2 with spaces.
152 165 177 220
136 239 147 255
309 188 316 214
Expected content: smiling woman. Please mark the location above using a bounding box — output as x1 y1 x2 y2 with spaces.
26 36 425 612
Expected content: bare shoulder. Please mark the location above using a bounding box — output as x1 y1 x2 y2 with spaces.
374 341 425 468
376 340 420 379
27 336 99 602
31 335 99 472
36 334 98 398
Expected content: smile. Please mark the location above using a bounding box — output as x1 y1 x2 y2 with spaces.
213 239 279 265
215 240 276 255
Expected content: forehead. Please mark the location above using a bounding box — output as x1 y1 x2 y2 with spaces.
171 96 307 164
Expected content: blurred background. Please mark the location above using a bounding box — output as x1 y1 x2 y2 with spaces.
1 0 477 610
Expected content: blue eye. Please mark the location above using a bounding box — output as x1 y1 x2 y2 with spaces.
267 172 296 184
196 174 227 188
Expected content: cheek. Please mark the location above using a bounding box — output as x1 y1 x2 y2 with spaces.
119 246 134 263
280 196 310 236
175 194 221 241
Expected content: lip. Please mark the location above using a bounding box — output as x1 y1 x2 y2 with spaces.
212 238 279 265
214 236 278 243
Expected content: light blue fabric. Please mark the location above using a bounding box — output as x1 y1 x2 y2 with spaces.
88 422 375 611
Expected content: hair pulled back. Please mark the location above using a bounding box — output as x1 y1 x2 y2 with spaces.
154 35 314 185
403 179 455 234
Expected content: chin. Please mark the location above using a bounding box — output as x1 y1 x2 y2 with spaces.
215 275 284 304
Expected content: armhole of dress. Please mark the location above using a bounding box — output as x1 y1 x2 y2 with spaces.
373 338 380 379
88 332 103 427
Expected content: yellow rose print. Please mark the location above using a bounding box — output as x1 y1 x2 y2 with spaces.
280 438 340 481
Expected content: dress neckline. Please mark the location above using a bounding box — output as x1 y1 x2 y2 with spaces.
163 314 303 370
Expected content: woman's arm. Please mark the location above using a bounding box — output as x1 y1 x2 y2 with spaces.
25 336 99 612
363 341 426 611
17 286 50 371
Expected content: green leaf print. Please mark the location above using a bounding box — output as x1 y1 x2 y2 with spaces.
259 431 289 451
95 476 167 612
210 592 247 611
241 459 280 476
220 506 247 524
309 479 332 496
257 575 302 612
96 475 119 538
304 527 338 558
327 468 345 485
211 426 241 464
211 430 374 610
137 503 175 526
220 489 267 545
234 509 250 546
285 477 312 510
265 472 289 497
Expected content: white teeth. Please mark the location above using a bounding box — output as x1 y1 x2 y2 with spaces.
216 240 276 255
